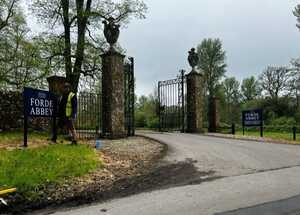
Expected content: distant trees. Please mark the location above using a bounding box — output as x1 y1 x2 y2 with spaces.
0 10 48 90
135 93 159 128
241 76 260 101
259 66 291 100
197 38 227 98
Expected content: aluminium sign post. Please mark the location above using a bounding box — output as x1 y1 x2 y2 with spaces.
23 87 57 147
242 109 263 137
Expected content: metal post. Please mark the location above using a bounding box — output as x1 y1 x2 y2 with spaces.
181 70 185 133
130 57 135 136
243 126 245 136
260 123 264 138
52 115 57 143
24 114 28 148
232 123 235 135
158 81 161 132
293 126 297 141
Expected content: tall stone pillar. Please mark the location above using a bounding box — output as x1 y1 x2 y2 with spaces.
101 51 126 139
208 97 220 132
186 71 204 133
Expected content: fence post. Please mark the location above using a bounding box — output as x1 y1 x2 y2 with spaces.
293 126 297 141
181 70 185 133
231 123 235 135
158 81 161 132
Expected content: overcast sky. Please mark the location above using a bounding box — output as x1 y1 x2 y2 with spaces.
25 0 300 96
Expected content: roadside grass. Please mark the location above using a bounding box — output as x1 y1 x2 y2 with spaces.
0 130 49 145
235 130 300 143
0 144 101 198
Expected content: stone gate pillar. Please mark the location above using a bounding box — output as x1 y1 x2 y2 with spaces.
208 97 220 132
186 71 204 133
101 50 126 139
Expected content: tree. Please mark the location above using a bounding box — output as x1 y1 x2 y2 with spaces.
31 0 147 92
293 5 300 30
197 38 227 98
222 77 240 104
0 12 48 90
0 0 18 31
259 66 291 100
221 77 241 123
288 58 300 107
241 76 260 101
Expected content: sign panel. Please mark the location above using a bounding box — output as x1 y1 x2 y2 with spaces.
242 109 263 127
23 87 57 117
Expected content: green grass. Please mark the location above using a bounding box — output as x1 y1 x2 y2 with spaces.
0 130 49 145
235 130 298 142
0 144 101 196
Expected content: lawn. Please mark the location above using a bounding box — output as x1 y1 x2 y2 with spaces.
236 130 295 141
0 130 50 146
0 144 101 197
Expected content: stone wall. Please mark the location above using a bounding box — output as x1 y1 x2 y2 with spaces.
0 91 49 131
0 91 23 130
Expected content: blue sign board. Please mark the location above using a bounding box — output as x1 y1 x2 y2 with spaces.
23 87 57 117
242 109 263 127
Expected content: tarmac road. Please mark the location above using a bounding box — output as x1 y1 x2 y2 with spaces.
51 132 300 215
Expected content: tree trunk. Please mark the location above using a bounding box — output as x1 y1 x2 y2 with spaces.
62 0 72 83
71 0 92 92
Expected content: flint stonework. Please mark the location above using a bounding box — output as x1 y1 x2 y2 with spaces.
208 97 220 132
186 72 204 133
101 51 126 139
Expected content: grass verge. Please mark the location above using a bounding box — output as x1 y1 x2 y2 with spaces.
235 131 299 143
0 144 101 198
0 130 49 145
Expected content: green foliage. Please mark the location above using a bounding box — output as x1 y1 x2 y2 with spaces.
0 11 49 90
135 111 147 127
146 116 159 129
241 76 260 101
269 116 296 127
0 144 100 196
135 93 159 129
294 4 300 30
197 38 227 97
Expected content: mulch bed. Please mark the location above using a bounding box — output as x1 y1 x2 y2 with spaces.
1 137 166 214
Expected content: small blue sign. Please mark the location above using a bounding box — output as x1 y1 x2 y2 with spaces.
23 87 57 117
242 109 263 127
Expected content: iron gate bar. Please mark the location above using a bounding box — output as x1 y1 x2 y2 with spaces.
124 57 135 136
158 70 186 132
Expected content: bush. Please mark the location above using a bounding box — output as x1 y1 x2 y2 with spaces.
135 111 147 128
146 117 159 129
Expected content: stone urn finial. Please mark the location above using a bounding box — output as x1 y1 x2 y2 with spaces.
103 17 120 51
188 48 199 72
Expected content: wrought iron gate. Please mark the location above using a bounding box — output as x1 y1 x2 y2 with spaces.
124 57 135 136
75 57 135 139
76 92 102 139
158 70 186 132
